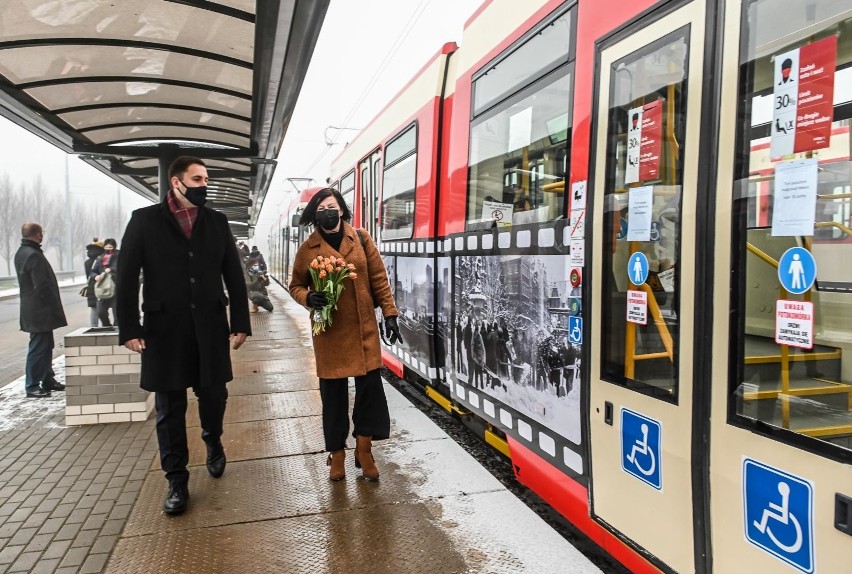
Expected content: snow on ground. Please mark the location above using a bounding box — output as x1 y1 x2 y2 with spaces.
0 355 66 432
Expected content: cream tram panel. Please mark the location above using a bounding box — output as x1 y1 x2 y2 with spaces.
330 50 452 179
710 2 852 573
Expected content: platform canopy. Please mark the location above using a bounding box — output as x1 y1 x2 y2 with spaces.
0 0 328 237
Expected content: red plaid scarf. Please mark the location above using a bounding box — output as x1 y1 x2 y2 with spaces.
166 191 198 239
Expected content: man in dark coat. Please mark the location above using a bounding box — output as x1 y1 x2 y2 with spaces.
116 156 251 516
14 222 68 398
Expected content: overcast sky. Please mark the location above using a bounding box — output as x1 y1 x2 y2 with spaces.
0 0 482 246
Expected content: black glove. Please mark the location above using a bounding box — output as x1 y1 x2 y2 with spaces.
307 291 328 309
385 316 403 345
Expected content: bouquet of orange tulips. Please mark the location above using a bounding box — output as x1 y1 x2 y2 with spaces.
309 255 357 335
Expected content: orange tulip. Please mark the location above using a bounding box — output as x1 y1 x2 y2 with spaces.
319 270 327 278
349 272 358 279
347 263 355 270
325 264 333 272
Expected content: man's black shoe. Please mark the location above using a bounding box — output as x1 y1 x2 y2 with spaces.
163 481 189 515
43 380 65 391
206 442 226 479
26 389 51 398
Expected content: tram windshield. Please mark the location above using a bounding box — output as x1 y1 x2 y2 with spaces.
731 0 852 453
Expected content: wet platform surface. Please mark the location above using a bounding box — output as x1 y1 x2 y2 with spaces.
2 285 601 573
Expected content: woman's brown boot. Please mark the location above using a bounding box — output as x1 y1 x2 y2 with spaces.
354 435 379 481
327 449 345 481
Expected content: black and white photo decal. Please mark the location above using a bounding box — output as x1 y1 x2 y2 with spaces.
436 257 451 372
454 254 581 444
393 257 440 372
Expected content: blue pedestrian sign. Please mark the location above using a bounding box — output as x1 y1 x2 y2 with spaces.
743 459 814 573
628 252 649 286
567 316 583 345
620 408 662 490
778 247 816 295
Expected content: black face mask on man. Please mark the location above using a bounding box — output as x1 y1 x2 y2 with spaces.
179 180 208 207
316 209 340 231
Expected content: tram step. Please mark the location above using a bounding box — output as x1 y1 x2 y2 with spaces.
743 335 842 386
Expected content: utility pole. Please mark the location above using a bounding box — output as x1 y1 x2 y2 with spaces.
65 155 73 274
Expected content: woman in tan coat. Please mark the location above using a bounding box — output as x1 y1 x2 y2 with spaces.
289 188 402 482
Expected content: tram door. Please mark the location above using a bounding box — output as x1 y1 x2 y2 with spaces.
588 1 709 571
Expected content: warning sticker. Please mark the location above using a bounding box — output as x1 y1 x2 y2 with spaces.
626 289 648 325
775 299 814 349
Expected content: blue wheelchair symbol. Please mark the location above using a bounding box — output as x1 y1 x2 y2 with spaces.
777 247 816 295
567 316 582 345
620 408 662 490
628 252 649 286
616 218 628 240
743 459 814 573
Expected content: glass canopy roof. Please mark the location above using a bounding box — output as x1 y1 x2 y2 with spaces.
0 0 328 237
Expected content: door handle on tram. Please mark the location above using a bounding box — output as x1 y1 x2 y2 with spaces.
604 401 613 426
836 493 852 536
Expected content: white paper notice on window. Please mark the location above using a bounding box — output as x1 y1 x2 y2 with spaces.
627 185 653 241
508 107 533 152
771 159 818 237
481 199 513 227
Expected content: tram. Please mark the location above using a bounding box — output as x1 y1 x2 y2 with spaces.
270 0 852 572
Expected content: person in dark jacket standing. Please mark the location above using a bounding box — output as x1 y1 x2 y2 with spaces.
116 156 251 516
90 238 119 326
84 240 104 327
14 223 67 398
247 246 267 272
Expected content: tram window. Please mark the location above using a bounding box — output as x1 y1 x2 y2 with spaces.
472 9 574 117
341 170 355 214
467 65 573 229
382 124 417 240
600 28 690 400
730 0 852 455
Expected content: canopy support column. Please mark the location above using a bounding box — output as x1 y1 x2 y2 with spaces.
157 144 182 202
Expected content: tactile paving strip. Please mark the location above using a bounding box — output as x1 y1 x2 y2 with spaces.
153 415 326 469
224 372 319 396
155 406 451 470
232 358 316 376
186 390 322 427
106 501 468 574
125 438 502 537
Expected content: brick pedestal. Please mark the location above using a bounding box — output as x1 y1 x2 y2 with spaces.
63 327 154 425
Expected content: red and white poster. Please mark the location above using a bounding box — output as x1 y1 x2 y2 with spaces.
625 99 663 184
626 289 648 325
775 299 814 349
770 35 837 157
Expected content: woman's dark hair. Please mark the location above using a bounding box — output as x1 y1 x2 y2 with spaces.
103 238 117 248
299 188 352 226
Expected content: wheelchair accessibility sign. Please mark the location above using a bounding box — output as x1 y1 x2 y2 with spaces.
567 316 583 345
743 458 814 573
620 408 662 490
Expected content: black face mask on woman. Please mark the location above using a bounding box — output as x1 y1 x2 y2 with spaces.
180 180 208 207
316 209 340 231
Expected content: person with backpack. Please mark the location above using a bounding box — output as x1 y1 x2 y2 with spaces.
83 240 105 327
91 238 120 327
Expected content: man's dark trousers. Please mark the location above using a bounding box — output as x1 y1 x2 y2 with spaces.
25 331 54 394
155 384 228 482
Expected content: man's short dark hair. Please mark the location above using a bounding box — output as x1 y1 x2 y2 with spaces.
21 222 42 239
168 156 206 181
299 188 352 226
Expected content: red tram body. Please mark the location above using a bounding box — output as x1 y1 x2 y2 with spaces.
270 1 852 572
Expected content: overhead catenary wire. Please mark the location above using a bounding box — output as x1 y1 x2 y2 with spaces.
301 0 431 178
